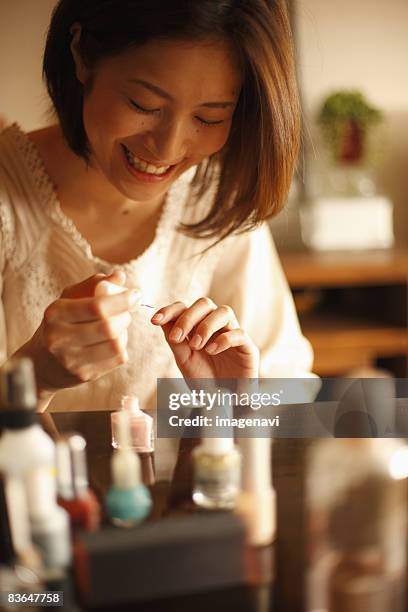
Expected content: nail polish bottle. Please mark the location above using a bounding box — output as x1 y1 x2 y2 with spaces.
106 410 152 527
235 437 276 546
306 439 408 612
25 467 72 571
192 436 241 510
0 358 55 561
0 358 71 571
0 359 55 472
0 474 33 565
111 395 154 453
0 474 44 581
56 434 101 532
0 475 15 565
0 476 44 602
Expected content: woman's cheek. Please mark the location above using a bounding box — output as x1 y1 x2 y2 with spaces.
198 124 233 157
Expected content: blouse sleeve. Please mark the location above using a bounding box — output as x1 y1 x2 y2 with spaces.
208 223 315 378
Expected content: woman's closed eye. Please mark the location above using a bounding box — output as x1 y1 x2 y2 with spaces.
129 99 160 114
129 98 226 126
196 116 225 126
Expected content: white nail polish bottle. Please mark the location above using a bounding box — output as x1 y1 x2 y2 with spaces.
192 436 241 510
0 360 55 466
25 468 72 571
0 475 43 598
0 359 55 560
192 391 241 510
0 358 71 571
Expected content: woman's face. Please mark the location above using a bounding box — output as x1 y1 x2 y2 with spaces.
77 37 242 204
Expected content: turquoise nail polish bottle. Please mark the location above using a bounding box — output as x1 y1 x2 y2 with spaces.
106 411 152 527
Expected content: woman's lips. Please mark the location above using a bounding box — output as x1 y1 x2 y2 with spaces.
121 145 176 183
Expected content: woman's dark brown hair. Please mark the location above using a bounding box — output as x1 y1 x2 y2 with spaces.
43 0 300 241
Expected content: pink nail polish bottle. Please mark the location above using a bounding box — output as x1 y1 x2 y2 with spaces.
111 395 154 454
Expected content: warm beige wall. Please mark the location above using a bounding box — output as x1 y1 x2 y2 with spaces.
296 0 408 246
0 0 56 130
0 1 407 244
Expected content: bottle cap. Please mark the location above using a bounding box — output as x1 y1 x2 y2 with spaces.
121 395 141 414
111 411 141 489
200 388 234 455
0 358 37 410
112 449 141 489
56 434 89 500
0 359 38 429
201 437 234 455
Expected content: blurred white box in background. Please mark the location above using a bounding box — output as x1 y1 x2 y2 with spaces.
300 196 394 251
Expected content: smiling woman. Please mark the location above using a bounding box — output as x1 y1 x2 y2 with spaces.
65 35 242 209
43 0 300 239
0 0 314 479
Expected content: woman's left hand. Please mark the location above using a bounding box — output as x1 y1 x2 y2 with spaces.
151 298 259 380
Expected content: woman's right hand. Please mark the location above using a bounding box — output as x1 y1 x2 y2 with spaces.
16 271 139 397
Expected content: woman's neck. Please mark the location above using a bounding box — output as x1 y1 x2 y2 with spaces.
27 124 167 263
28 123 164 220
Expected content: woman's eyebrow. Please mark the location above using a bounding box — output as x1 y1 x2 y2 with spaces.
127 78 236 108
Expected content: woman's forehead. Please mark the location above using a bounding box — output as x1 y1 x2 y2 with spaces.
101 37 242 100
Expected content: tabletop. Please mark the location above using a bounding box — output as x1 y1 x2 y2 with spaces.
40 397 408 612
41 410 276 612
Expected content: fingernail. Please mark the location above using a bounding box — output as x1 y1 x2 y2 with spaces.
169 327 183 342
206 342 218 354
190 334 202 349
151 313 164 323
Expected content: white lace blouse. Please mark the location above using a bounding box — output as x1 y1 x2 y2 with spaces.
0 124 313 475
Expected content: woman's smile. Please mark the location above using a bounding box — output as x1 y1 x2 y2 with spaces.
121 144 177 183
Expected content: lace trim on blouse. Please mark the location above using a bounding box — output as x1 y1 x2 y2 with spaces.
0 197 14 266
6 123 196 272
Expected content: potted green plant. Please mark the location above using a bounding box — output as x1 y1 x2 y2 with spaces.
300 90 393 251
317 90 383 165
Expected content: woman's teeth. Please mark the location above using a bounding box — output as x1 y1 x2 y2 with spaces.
124 146 171 175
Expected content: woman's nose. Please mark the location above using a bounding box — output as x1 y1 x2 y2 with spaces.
142 118 188 164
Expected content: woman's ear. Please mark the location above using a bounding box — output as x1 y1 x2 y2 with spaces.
69 23 89 84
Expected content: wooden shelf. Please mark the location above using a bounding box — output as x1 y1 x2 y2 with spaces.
277 249 408 376
280 250 408 288
302 313 408 375
303 314 408 349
